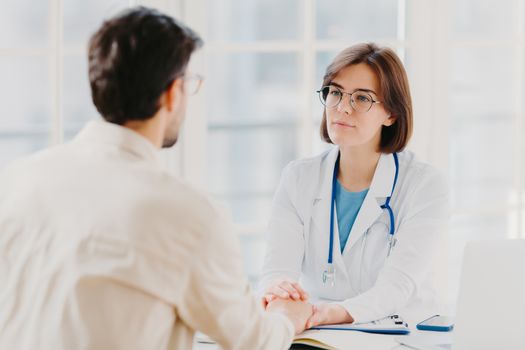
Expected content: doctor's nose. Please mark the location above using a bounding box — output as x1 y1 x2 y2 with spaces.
336 95 353 116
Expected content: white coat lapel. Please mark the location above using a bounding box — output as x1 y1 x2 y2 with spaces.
342 153 397 255
331 204 351 281
310 147 339 239
310 147 350 280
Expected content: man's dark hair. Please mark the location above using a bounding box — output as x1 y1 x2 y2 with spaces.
88 6 202 125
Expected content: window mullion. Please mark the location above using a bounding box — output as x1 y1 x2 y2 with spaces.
516 0 525 238
49 0 64 145
179 0 208 186
299 0 315 158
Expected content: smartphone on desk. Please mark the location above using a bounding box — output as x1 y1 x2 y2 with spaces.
416 315 454 332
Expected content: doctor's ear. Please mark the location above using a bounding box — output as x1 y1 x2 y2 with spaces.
382 114 397 127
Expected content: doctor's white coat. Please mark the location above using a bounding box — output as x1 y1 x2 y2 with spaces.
260 146 449 323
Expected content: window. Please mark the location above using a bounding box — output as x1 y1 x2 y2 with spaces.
446 0 525 307
0 0 131 167
0 0 53 167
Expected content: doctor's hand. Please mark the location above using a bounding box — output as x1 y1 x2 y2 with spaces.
305 303 354 329
262 279 309 308
266 299 313 335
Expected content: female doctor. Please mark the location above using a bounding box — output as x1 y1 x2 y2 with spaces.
259 43 449 328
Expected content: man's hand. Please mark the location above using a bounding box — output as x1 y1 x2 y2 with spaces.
262 279 309 308
266 299 313 334
305 303 354 329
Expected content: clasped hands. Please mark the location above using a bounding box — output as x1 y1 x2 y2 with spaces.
263 279 354 334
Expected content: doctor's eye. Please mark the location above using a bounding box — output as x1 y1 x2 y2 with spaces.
328 87 342 97
355 93 371 103
318 86 343 108
351 92 375 112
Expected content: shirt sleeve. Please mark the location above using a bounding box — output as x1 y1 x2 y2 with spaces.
258 163 306 295
175 205 295 350
338 166 450 323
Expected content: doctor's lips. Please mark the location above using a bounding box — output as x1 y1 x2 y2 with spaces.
332 120 356 128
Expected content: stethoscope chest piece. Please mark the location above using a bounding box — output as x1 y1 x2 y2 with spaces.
322 264 336 287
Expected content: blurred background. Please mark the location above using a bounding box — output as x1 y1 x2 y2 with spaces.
1 0 524 310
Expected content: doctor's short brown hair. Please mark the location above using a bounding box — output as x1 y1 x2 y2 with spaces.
319 43 413 153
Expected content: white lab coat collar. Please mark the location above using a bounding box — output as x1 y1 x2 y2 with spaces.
314 147 397 200
314 147 340 200
74 120 163 165
369 152 398 198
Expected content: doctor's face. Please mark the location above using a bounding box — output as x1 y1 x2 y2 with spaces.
324 63 395 151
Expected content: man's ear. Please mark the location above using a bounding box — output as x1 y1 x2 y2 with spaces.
164 78 183 112
383 114 397 127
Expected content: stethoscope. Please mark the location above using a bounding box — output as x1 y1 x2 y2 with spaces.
322 152 399 287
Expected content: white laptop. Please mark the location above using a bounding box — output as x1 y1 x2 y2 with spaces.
398 239 525 350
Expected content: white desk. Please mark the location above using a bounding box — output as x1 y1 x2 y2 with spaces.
193 328 452 349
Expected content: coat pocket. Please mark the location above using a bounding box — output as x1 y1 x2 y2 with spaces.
359 218 391 291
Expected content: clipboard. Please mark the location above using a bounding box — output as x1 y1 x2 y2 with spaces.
310 315 410 335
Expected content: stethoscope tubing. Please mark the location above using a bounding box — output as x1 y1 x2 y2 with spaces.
324 152 399 287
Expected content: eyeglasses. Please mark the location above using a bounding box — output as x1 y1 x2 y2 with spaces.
182 73 204 95
317 85 381 113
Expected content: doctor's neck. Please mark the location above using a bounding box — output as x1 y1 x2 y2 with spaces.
337 145 381 192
